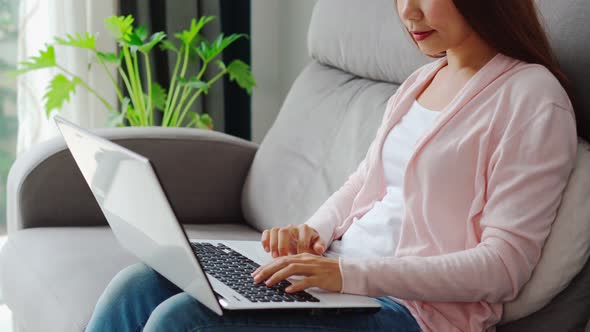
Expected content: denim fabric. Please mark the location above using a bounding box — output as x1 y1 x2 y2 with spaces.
86 263 422 332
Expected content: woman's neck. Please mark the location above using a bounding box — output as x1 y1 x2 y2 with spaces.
445 32 498 75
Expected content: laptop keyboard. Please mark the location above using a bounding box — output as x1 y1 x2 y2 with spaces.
191 242 320 303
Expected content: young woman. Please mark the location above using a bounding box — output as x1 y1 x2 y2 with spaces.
86 0 579 331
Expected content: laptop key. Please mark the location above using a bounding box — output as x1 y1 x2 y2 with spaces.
281 294 295 302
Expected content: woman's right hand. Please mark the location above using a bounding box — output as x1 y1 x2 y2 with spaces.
261 224 326 258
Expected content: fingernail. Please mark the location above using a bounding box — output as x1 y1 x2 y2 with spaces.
272 252 277 257
264 246 269 251
285 286 292 292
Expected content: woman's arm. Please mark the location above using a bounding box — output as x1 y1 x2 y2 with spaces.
338 105 578 303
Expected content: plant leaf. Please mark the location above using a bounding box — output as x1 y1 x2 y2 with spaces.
226 59 256 95
159 40 178 53
43 74 81 117
126 31 144 54
150 82 167 110
54 32 96 50
187 112 200 126
12 45 56 75
196 33 248 63
215 59 226 71
134 25 148 41
138 32 166 53
187 112 212 129
107 97 129 127
97 51 122 65
200 113 213 129
104 15 134 42
174 16 215 46
178 77 209 94
194 39 210 62
126 105 140 125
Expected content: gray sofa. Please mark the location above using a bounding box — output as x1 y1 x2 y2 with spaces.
2 0 590 331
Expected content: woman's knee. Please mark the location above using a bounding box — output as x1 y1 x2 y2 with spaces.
102 263 160 300
143 293 221 332
87 262 182 332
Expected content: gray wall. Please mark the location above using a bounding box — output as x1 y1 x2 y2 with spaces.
251 0 317 144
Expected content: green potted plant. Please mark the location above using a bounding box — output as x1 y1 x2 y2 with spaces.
13 14 256 129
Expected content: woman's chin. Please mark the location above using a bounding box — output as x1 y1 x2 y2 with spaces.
418 46 446 57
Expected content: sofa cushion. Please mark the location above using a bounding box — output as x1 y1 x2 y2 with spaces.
500 140 590 324
0 224 261 332
242 61 399 233
498 252 590 332
307 0 431 84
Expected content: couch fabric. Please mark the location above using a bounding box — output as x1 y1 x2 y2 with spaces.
2 0 590 331
7 127 258 232
0 225 261 332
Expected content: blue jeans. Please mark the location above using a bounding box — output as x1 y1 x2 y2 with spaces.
86 262 422 332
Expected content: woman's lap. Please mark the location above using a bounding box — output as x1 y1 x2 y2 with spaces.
145 292 421 332
86 262 422 332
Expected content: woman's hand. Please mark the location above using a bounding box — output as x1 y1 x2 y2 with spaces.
260 224 326 258
250 252 342 293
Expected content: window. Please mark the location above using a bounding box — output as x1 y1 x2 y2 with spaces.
0 0 19 235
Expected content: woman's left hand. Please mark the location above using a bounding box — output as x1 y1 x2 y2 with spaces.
250 252 342 293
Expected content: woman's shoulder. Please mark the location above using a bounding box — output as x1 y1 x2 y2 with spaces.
499 58 572 110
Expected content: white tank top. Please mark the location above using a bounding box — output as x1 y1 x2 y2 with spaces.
325 99 441 259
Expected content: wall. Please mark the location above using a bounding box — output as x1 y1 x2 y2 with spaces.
251 0 317 144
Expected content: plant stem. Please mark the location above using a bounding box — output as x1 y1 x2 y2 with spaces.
170 85 190 126
143 52 153 126
118 67 142 123
175 68 226 127
96 55 124 103
170 61 209 127
132 51 147 125
165 45 190 126
56 65 115 113
196 61 208 81
122 45 147 126
162 50 182 127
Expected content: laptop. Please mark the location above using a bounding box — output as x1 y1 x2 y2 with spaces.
54 115 381 316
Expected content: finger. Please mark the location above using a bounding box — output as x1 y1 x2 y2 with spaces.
265 263 311 287
252 257 290 283
285 276 316 293
313 237 326 254
298 224 311 254
269 227 279 257
310 228 326 254
278 227 292 256
252 253 313 282
261 230 270 252
287 227 299 255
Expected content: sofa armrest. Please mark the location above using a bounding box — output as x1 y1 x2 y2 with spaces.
7 127 258 233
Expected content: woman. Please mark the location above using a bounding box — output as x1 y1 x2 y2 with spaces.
86 0 579 331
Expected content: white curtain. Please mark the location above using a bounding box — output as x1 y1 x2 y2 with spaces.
16 0 118 155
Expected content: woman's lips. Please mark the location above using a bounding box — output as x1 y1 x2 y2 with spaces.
412 30 434 41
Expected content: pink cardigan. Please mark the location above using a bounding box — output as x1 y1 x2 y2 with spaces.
305 52 578 332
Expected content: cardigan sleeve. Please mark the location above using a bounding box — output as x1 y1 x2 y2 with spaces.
304 92 399 248
338 104 578 303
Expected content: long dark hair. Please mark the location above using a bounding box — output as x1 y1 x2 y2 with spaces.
401 0 579 135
